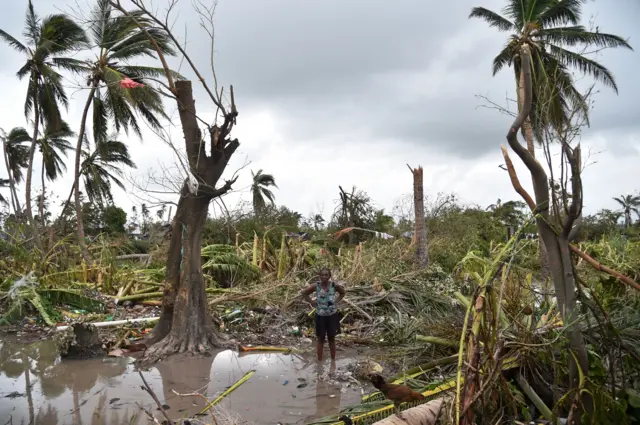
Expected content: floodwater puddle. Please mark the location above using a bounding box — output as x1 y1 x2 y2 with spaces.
0 336 371 424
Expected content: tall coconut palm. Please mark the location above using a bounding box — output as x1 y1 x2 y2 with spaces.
1 128 31 215
469 0 633 153
65 0 176 261
37 121 73 224
251 169 277 214
470 0 632 280
613 194 640 229
0 1 88 246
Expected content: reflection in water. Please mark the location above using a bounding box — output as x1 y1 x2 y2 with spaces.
303 363 343 424
0 337 365 424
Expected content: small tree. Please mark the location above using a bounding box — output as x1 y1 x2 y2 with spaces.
109 0 240 358
102 205 127 235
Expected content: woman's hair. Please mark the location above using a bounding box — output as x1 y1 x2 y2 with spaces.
319 267 332 276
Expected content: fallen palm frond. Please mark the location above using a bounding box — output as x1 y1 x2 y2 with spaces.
198 369 255 414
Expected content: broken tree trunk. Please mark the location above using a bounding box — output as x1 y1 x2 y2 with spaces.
408 165 428 268
143 79 239 359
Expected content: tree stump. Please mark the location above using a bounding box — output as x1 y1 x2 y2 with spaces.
56 323 106 359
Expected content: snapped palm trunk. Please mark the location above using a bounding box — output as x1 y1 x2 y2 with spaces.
409 165 428 268
73 86 97 264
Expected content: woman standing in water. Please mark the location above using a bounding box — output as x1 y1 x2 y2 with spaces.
301 268 345 362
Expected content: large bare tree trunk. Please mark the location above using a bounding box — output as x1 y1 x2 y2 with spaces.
517 62 550 282
144 80 238 359
408 165 428 268
507 44 591 423
25 75 42 250
73 86 97 265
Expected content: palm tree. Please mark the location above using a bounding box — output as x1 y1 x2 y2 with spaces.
613 194 640 229
37 121 73 224
1 128 31 215
312 214 325 231
59 136 136 222
469 0 633 153
0 1 88 246
66 0 176 261
251 169 277 214
80 138 136 207
141 203 150 233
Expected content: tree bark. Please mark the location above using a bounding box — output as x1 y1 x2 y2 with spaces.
506 44 591 422
39 160 45 229
517 56 551 282
408 165 428 268
73 86 96 265
144 80 238 360
25 73 42 250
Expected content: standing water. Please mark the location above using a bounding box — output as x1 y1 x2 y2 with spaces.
0 336 369 424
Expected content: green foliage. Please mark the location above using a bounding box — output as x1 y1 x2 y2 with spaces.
102 205 127 235
201 244 261 286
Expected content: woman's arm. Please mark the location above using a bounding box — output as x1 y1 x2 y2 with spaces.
334 283 346 303
300 284 316 307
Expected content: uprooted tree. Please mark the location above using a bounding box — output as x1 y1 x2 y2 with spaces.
109 0 238 358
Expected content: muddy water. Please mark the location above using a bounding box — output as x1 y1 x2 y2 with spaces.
0 337 372 424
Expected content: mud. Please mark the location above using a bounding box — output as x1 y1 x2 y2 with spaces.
0 336 378 424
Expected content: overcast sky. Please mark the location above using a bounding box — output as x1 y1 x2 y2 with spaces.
1 0 639 224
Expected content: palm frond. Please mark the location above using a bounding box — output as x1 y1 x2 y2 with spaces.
39 14 88 54
0 30 28 54
539 27 633 50
50 57 89 74
23 0 40 46
469 7 515 32
92 91 109 144
539 0 584 27
492 39 517 75
500 0 526 29
548 44 620 92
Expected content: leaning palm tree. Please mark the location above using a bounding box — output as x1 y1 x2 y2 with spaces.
0 1 88 245
469 0 633 154
37 121 74 224
613 194 640 229
251 169 277 214
1 127 31 215
66 0 176 261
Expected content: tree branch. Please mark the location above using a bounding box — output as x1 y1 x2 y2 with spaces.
126 0 226 114
210 176 239 198
108 0 176 94
500 146 536 211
